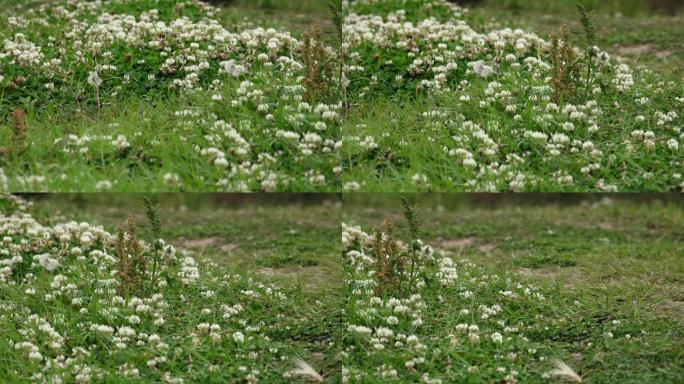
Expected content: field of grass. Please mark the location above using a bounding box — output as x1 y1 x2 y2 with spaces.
484 0 683 16
0 194 342 382
342 0 684 192
470 0 684 76
1 0 682 193
3 0 682 382
342 194 684 382
28 194 342 287
0 0 342 192
2 193 683 382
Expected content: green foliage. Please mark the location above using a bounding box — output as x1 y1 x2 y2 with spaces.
143 197 162 245
484 0 682 16
0 0 341 192
0 195 342 382
342 0 684 192
343 195 684 383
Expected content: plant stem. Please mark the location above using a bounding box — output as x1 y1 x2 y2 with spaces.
407 248 416 296
151 247 158 294
95 86 101 121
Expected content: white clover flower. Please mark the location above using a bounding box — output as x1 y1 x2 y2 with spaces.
214 156 229 168
411 173 428 187
667 139 679 151
95 180 113 190
163 172 180 186
33 253 59 271
344 181 361 192
463 158 477 168
112 135 130 150
220 60 247 77
471 60 494 78
87 71 102 87
360 136 378 151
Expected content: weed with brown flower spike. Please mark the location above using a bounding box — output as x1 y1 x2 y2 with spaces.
143 197 163 293
302 24 335 103
549 25 580 104
1 109 28 158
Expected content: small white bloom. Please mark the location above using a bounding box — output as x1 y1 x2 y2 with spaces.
87 71 102 87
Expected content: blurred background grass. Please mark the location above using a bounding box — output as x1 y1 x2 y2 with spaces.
2 0 679 16
344 193 684 211
479 0 682 16
211 0 339 40
21 193 340 212
221 0 682 15
459 0 684 77
225 0 335 13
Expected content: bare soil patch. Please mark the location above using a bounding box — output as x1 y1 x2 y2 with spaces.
477 244 496 253
613 44 673 59
654 299 684 320
258 266 328 289
178 237 238 252
615 44 654 56
439 237 496 254
515 266 583 289
441 237 477 249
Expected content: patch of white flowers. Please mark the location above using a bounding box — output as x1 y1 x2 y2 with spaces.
341 222 551 382
342 0 684 191
0 0 341 192
0 196 293 383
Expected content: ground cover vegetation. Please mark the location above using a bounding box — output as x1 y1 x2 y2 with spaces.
341 195 684 382
0 0 342 192
342 0 684 192
1 0 683 192
2 193 683 382
0 194 343 382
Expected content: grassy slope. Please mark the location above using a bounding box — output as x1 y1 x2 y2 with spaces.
343 195 684 382
342 0 684 192
24 194 343 380
0 1 341 192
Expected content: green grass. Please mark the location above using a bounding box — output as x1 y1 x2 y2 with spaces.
483 0 683 16
0 0 342 192
28 194 342 290
0 194 343 382
2 0 683 193
342 194 684 383
468 3 684 77
3 194 684 382
341 0 684 192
